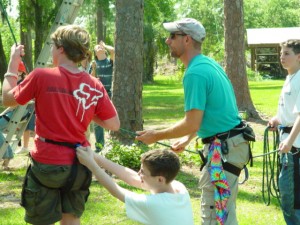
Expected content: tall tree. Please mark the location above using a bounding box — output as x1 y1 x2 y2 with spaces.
224 0 258 118
143 0 174 82
31 0 62 63
0 33 7 86
113 0 144 144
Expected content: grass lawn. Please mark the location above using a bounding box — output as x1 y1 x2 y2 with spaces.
0 76 286 224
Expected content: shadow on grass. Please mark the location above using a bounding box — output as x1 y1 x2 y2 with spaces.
238 188 281 207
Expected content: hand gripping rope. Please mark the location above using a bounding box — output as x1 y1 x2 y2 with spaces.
119 128 201 155
0 0 29 72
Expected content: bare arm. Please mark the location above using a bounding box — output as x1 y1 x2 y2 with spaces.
2 45 24 107
93 153 142 189
279 113 300 153
101 41 115 62
93 115 120 131
136 109 203 145
76 146 131 202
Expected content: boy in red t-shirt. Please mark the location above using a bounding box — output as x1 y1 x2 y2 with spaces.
2 25 120 225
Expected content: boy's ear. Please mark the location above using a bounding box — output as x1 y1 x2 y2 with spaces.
157 176 166 184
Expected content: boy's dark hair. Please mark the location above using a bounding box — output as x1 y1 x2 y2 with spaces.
141 149 180 183
280 39 300 54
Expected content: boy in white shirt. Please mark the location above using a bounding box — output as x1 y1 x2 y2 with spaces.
76 148 194 225
268 39 300 224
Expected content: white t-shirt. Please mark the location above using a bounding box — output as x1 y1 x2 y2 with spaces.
125 181 194 225
277 69 300 147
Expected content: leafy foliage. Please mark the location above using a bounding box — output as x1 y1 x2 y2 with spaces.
103 139 150 171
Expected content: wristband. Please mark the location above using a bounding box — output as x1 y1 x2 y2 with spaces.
4 72 18 79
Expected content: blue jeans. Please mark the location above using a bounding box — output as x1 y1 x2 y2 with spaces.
0 111 13 159
93 123 104 152
279 153 300 225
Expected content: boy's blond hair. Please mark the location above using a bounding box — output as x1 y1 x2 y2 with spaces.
51 25 90 63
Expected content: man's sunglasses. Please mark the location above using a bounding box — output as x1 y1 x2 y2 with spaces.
169 33 187 39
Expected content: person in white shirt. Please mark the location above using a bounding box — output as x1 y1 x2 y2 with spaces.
268 39 300 225
76 148 194 225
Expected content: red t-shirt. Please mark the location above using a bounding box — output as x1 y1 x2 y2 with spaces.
13 66 117 165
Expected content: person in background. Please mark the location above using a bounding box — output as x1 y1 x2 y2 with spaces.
268 39 300 225
15 102 35 155
2 25 119 225
76 148 194 225
136 18 251 225
92 40 115 152
79 50 93 74
1 61 30 169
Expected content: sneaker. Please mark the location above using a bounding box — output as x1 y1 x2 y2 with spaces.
15 147 29 154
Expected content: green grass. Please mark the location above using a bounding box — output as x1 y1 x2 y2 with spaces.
0 76 287 224
249 79 283 117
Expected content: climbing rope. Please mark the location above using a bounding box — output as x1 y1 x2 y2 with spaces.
261 127 281 206
0 0 17 45
0 0 29 72
119 128 199 155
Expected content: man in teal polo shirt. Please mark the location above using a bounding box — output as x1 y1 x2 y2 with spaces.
136 18 250 225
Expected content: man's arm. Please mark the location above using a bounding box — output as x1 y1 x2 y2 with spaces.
93 153 142 189
77 147 131 202
136 109 203 145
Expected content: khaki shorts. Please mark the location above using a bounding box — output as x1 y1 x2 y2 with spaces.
21 159 92 225
199 134 249 225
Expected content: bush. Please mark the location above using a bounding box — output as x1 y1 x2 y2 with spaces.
103 139 150 171
103 139 202 171
247 67 263 81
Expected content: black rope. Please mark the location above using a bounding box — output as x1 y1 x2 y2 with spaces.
261 127 281 206
0 0 29 73
0 0 17 45
119 128 199 154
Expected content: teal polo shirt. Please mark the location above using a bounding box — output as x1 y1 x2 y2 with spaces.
183 54 241 138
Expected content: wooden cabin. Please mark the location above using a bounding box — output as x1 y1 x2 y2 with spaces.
246 27 300 77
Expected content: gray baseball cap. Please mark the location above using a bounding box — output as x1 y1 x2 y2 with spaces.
163 18 206 43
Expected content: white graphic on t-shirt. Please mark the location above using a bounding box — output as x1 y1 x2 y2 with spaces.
73 83 103 121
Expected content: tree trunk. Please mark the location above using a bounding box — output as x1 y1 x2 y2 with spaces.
34 2 43 63
112 0 144 144
0 33 7 91
143 24 155 82
20 0 33 72
224 0 259 118
96 6 105 42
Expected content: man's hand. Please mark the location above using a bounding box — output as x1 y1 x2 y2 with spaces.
135 130 158 145
171 136 191 153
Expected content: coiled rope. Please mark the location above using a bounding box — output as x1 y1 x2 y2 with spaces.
261 127 281 206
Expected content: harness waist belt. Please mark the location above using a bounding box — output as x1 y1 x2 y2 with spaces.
281 126 293 134
222 162 243 177
202 128 243 144
38 136 78 149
